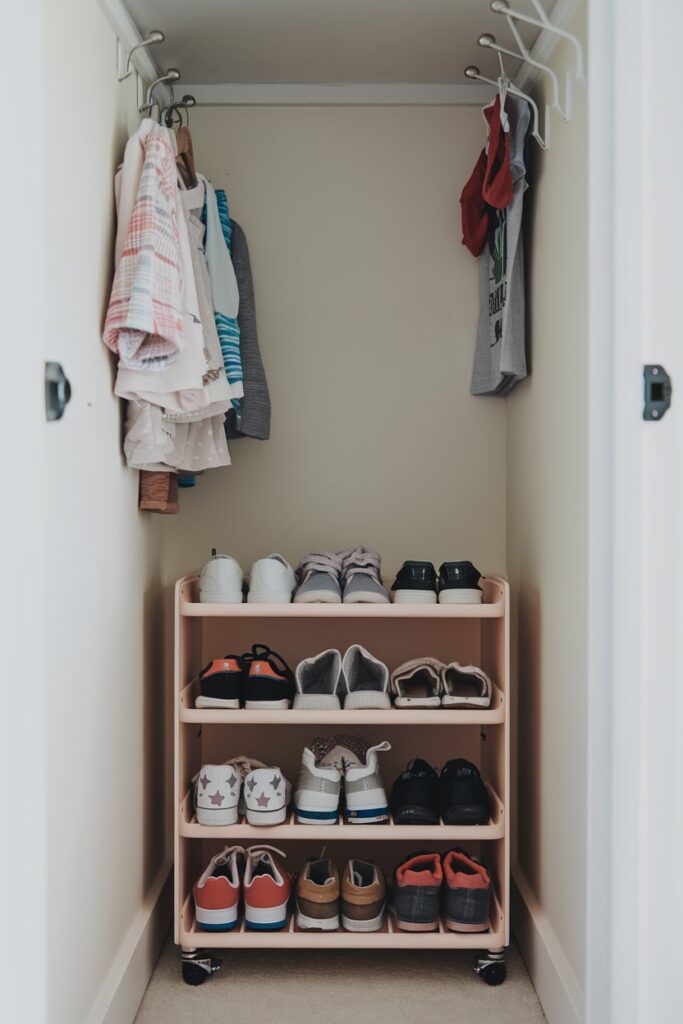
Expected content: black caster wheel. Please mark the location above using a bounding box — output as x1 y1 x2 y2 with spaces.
180 949 222 986
475 949 507 986
481 962 507 986
182 962 208 986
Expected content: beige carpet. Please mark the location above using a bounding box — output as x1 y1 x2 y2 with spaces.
135 936 546 1024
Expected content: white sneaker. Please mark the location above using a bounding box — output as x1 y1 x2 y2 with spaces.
293 649 343 709
344 741 391 824
244 767 291 825
194 763 241 826
342 644 391 709
247 554 296 604
294 744 342 824
199 549 244 603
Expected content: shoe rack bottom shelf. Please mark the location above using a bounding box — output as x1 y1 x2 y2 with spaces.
179 896 505 950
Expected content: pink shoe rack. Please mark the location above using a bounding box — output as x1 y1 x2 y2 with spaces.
174 574 510 986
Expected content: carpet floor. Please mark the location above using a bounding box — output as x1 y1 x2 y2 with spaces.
135 935 546 1024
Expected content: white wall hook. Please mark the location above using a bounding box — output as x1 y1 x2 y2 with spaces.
490 0 585 85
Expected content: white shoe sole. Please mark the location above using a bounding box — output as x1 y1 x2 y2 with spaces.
344 691 391 710
392 590 437 605
244 899 289 929
394 696 441 708
245 805 287 825
296 909 340 931
293 694 341 710
293 590 342 604
196 805 239 826
195 903 239 929
247 591 293 604
441 696 490 709
341 909 385 932
244 699 291 710
195 696 240 709
438 589 482 604
343 592 390 604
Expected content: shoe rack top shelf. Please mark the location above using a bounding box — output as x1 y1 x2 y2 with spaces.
179 681 506 724
178 575 506 618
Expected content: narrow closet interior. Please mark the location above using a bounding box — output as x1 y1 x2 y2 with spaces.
42 1 589 1020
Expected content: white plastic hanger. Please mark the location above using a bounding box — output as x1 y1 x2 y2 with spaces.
490 0 586 85
478 31 570 122
464 64 549 150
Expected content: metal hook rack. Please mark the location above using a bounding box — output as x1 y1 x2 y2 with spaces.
463 0 585 149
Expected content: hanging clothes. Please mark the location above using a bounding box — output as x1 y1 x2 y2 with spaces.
103 121 184 370
226 220 271 440
209 188 243 411
470 94 530 396
201 178 244 401
460 96 512 258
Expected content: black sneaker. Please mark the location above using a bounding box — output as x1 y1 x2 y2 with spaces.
438 561 483 605
439 759 490 825
390 561 437 605
243 644 295 710
195 656 246 709
390 759 440 824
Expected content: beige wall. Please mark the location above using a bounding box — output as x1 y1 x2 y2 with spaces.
506 3 588 1015
42 3 167 1022
163 105 507 582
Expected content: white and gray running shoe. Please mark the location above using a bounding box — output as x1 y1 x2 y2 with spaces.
340 547 390 604
342 644 391 709
294 649 344 709
294 551 343 603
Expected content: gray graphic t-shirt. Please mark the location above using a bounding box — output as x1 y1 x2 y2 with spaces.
470 94 531 396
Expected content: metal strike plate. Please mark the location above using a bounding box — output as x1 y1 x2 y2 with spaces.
643 365 672 421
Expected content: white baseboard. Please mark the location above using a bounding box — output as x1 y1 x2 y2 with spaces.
512 865 583 1024
85 861 173 1024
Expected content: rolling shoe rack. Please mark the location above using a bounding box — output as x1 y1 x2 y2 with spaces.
174 574 510 987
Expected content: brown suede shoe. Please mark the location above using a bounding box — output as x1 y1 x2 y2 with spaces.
341 860 386 932
295 858 340 930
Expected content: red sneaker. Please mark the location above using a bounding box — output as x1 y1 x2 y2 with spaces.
193 846 244 931
243 845 292 930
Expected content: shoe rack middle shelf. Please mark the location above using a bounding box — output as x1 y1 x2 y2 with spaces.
179 682 506 724
178 790 505 840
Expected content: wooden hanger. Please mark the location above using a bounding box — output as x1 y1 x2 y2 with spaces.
176 125 197 188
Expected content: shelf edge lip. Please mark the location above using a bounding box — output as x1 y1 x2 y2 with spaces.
179 709 505 724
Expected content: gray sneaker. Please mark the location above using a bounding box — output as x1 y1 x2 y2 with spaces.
294 552 343 603
342 644 391 709
340 548 390 604
293 649 343 710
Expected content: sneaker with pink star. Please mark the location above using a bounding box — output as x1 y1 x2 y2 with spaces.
244 766 291 825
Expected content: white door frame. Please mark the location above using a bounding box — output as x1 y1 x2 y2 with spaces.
586 1 682 1021
0 0 47 1021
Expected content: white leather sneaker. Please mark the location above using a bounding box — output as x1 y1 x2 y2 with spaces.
199 549 244 603
247 554 296 604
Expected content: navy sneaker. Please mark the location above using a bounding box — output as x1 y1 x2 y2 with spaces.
390 758 440 824
390 561 438 604
195 656 246 709
244 644 295 710
438 561 483 604
439 759 490 825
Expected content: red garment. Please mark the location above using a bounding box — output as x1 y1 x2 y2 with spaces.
460 96 513 257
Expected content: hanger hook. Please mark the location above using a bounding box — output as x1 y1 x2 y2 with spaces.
140 68 181 114
117 30 165 82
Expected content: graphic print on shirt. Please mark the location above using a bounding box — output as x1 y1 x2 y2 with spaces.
488 209 508 347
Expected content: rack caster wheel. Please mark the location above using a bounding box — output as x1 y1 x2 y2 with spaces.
475 949 507 986
181 949 222 986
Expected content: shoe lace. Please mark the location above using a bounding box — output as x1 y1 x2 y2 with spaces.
246 844 287 863
247 644 294 679
296 551 343 581
339 547 382 583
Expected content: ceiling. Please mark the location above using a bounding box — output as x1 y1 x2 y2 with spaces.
123 0 553 86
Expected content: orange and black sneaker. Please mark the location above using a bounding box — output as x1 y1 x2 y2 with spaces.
195 656 246 709
244 644 295 710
